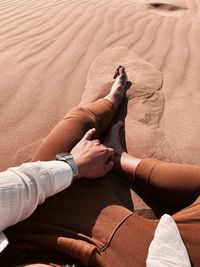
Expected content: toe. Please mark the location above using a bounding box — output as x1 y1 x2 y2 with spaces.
119 66 126 79
113 65 125 79
113 67 120 79
118 66 127 83
119 66 125 74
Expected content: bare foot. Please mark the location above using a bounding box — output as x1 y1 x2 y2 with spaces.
104 120 125 161
104 121 142 182
105 66 128 109
104 121 128 173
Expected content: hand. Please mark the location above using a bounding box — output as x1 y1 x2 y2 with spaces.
71 128 114 179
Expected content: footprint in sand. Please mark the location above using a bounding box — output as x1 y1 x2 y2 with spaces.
127 0 188 17
81 47 180 162
148 0 188 17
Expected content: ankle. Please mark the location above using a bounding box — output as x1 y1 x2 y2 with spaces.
119 152 142 183
104 91 122 110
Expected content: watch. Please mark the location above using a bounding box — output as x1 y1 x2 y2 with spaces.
56 153 79 178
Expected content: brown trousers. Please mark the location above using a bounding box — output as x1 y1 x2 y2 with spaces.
2 98 200 267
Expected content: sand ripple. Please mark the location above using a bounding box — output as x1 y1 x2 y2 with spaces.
0 0 200 172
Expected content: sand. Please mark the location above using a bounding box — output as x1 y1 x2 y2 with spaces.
1 0 200 215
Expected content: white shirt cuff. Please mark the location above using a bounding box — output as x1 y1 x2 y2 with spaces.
40 160 73 194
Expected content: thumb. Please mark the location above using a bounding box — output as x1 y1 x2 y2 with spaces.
81 128 96 141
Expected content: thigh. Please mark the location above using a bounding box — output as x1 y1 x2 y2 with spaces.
4 177 132 266
91 213 158 267
173 196 200 267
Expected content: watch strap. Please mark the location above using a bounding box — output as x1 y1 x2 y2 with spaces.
56 153 79 178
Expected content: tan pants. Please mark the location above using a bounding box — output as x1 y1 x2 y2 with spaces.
2 99 200 267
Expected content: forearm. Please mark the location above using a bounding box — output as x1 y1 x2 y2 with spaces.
0 161 73 232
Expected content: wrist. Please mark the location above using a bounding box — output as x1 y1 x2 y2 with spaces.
119 152 142 182
56 153 80 181
71 157 84 179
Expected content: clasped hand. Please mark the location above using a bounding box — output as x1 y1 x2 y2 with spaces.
71 128 114 179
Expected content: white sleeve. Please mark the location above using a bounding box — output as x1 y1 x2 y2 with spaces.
0 160 73 232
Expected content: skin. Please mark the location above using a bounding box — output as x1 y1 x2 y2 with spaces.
105 65 128 110
71 66 129 181
104 120 142 182
71 128 114 179
20 66 129 267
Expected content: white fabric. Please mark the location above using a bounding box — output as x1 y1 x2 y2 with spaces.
146 214 191 267
0 160 73 252
0 232 8 253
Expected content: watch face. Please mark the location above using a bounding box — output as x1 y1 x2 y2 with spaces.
56 153 72 160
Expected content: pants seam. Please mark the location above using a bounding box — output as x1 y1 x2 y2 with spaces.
99 212 133 252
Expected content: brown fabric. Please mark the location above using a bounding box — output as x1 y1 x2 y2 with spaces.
2 100 200 267
136 158 200 210
136 158 200 267
173 199 200 267
32 98 115 161
2 98 133 266
90 214 157 267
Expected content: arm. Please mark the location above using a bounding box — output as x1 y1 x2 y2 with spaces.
0 160 73 232
0 129 114 232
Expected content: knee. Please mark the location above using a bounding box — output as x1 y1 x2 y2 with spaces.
65 106 95 122
65 105 102 139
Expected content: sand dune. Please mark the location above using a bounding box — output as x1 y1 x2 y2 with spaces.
1 0 200 215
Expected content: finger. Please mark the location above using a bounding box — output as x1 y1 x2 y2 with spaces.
81 128 96 141
99 143 107 148
106 147 114 157
104 160 114 173
103 141 113 149
93 139 100 145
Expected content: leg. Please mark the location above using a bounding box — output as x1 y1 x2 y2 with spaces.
105 122 200 210
90 213 158 267
2 67 132 266
135 158 200 210
172 198 200 267
105 124 200 266
32 66 127 161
